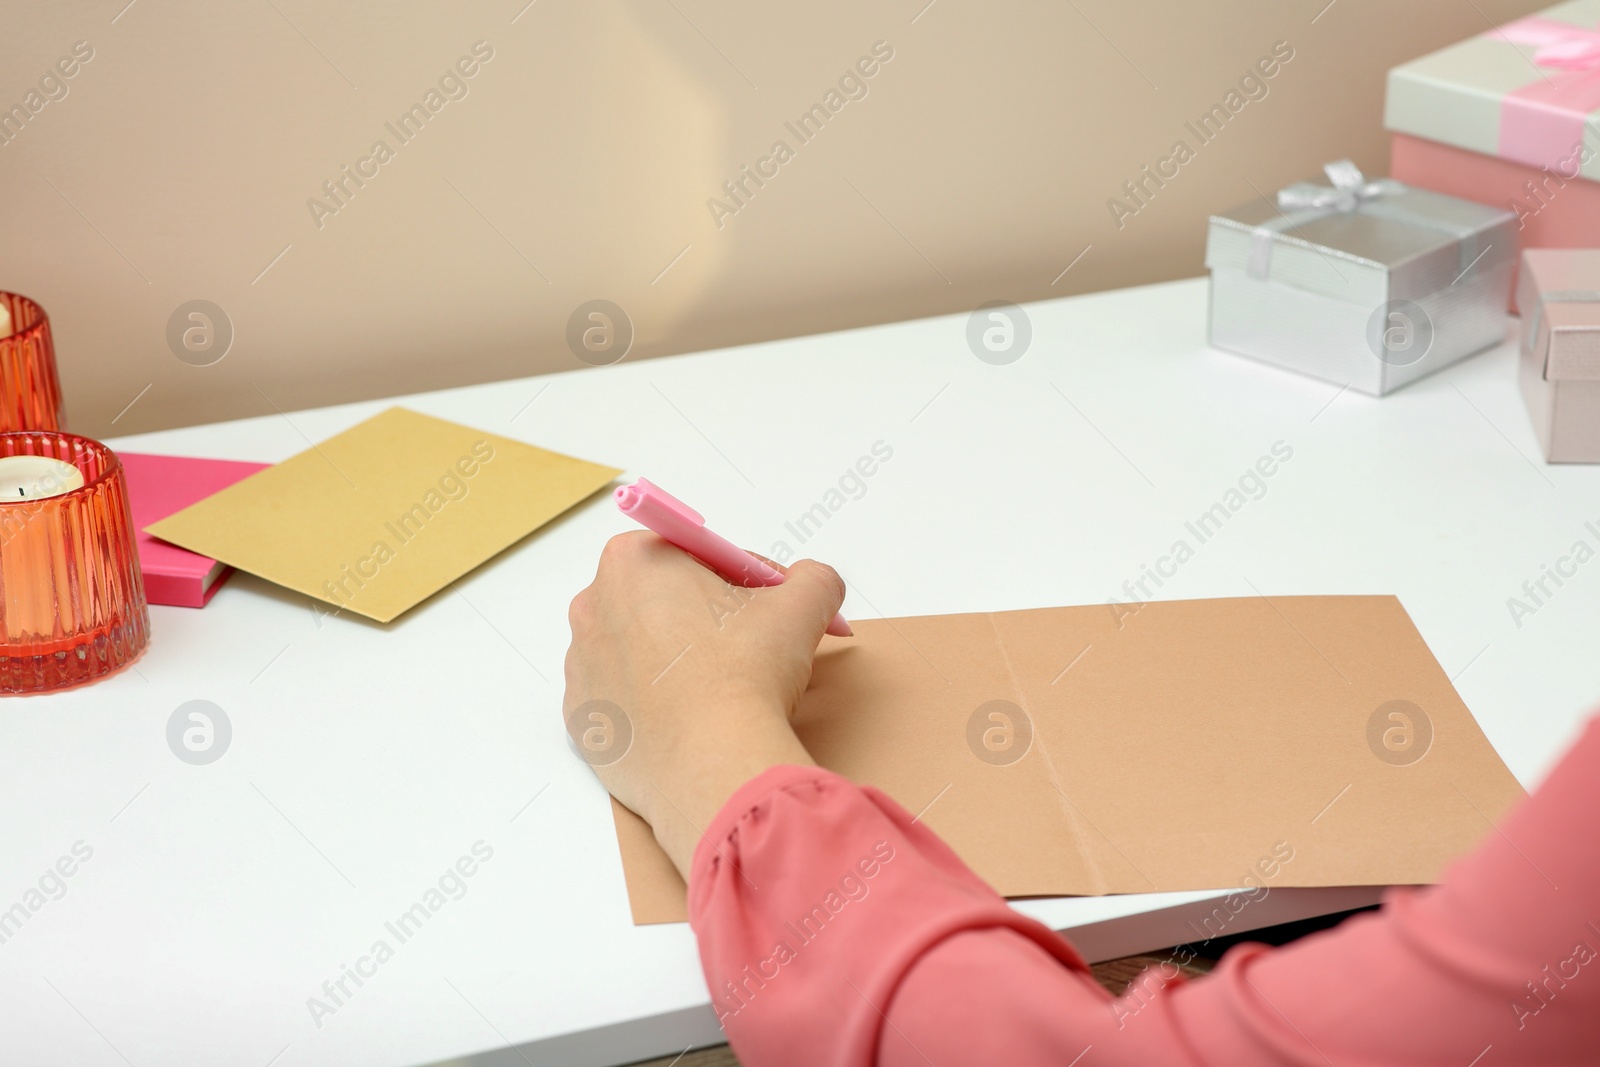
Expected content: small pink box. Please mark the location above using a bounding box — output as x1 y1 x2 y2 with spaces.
1390 134 1600 311
119 452 270 607
1517 249 1600 464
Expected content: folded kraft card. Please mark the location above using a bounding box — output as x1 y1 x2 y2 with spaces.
612 595 1524 924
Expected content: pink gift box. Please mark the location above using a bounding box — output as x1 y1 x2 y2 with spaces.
1387 2 1600 308
1390 134 1600 311
1388 2 1600 178
1517 249 1600 463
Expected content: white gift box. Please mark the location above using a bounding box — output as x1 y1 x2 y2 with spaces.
1206 161 1517 395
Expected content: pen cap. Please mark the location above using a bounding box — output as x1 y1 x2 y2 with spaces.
614 478 704 527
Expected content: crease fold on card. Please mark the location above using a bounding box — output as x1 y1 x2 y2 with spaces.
611 595 1526 924
146 406 622 623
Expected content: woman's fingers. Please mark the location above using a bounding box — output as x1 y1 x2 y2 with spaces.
748 559 847 646
747 550 789 577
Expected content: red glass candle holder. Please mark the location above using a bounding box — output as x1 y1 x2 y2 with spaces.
0 293 65 433
0 432 149 694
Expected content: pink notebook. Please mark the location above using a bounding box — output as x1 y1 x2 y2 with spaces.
119 452 271 608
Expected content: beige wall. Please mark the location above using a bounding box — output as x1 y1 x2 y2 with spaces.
2 0 1544 437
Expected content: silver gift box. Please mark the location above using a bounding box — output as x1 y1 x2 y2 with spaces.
1206 160 1517 396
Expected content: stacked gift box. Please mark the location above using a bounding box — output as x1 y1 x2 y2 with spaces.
1518 251 1600 462
1387 0 1600 307
1205 0 1600 462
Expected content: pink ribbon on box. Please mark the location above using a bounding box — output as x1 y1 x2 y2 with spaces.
1497 16 1600 171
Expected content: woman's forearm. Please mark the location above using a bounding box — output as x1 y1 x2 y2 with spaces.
687 765 1111 1065
689 718 1600 1066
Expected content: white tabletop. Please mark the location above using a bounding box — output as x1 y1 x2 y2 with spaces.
4 278 1596 1067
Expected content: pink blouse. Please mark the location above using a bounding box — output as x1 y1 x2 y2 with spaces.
689 716 1600 1065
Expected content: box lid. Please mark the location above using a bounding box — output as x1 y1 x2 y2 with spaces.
1386 1 1600 181
1206 162 1516 305
1519 249 1600 381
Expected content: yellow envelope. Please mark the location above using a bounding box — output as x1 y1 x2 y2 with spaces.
147 407 621 622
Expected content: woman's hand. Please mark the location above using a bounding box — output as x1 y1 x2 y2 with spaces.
562 531 847 878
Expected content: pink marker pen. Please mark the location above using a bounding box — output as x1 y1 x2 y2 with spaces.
614 478 852 638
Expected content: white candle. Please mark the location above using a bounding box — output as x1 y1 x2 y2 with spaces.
0 302 12 338
0 456 84 501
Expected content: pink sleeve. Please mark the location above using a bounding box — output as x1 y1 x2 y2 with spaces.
689 717 1600 1066
686 767 1104 1065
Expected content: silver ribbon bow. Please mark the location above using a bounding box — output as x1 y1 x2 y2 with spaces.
1248 160 1481 282
1276 159 1405 214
